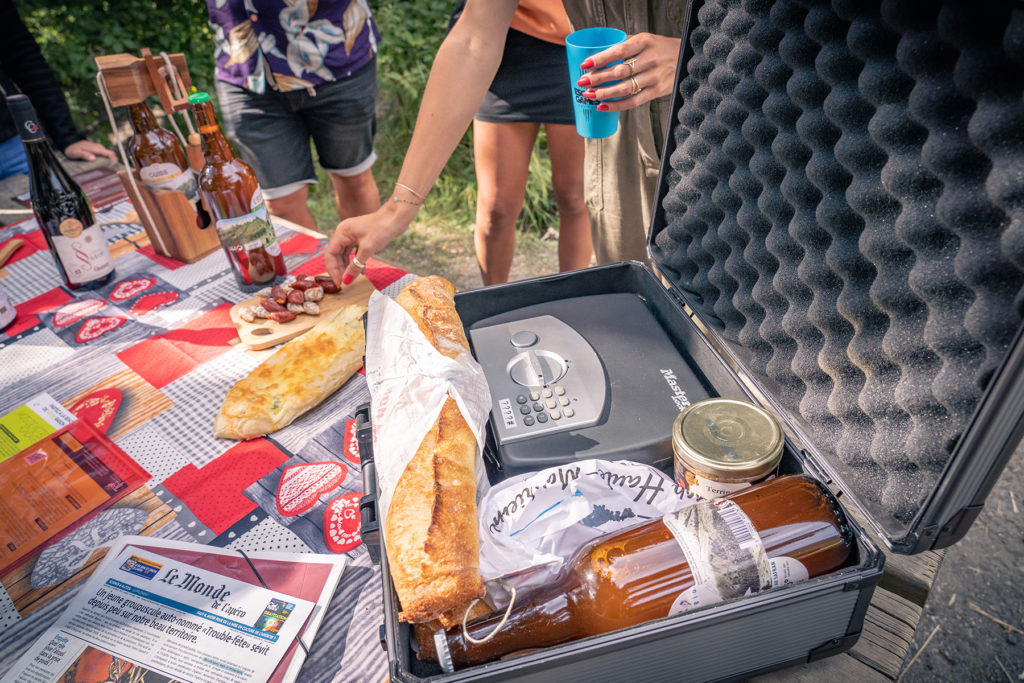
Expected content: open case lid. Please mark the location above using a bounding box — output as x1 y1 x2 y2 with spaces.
648 0 1024 554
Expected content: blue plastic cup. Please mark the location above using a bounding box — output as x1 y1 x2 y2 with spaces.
565 27 627 139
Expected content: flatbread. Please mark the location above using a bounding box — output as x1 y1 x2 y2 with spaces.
214 304 366 440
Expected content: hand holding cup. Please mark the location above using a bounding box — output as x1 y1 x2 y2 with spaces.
576 32 682 114
565 27 627 138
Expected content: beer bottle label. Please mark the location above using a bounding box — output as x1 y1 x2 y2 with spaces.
51 223 115 285
139 162 199 203
663 498 778 616
214 202 279 252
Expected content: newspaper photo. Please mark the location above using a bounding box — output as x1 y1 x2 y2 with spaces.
0 536 346 683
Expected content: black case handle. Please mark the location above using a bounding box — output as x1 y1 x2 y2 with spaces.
356 402 381 564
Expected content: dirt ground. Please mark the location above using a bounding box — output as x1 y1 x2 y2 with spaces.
380 222 1024 682
375 221 560 292
899 448 1023 682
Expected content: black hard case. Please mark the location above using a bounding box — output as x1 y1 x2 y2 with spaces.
358 0 1024 679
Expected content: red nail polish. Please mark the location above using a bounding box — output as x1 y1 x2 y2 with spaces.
597 104 609 112
584 90 597 99
577 76 591 87
581 58 594 69
342 273 354 285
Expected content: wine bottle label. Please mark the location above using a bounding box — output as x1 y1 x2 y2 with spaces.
139 162 199 203
59 218 84 239
51 225 114 285
250 187 264 211
663 498 774 616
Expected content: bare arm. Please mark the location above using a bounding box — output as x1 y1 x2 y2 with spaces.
326 0 519 286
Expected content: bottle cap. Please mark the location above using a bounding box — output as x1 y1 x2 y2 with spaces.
672 398 784 482
6 94 44 142
188 92 211 104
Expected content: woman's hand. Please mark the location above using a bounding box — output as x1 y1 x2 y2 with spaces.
325 199 418 287
576 33 681 112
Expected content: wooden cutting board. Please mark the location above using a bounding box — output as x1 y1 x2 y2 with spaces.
228 274 375 350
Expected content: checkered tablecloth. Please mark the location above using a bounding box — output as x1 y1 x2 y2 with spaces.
0 200 413 682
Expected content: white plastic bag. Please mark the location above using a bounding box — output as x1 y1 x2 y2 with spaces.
364 290 492 526
478 458 697 604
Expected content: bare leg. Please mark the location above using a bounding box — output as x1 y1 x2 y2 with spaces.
473 119 539 285
265 184 318 232
545 123 592 272
328 167 381 222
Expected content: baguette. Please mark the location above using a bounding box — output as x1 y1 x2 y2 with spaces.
385 276 486 624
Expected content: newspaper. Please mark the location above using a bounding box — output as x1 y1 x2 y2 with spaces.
0 536 345 683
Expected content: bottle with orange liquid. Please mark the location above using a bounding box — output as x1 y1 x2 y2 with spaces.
189 92 285 289
435 474 855 671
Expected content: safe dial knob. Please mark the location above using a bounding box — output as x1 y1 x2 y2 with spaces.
507 349 567 387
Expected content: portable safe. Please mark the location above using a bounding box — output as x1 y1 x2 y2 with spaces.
358 0 1024 680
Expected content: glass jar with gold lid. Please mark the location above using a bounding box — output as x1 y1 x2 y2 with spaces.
672 397 785 500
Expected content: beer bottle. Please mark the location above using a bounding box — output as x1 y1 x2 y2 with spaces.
6 94 114 290
188 92 285 289
126 101 200 206
436 474 855 670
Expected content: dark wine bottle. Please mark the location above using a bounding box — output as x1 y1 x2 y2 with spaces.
7 94 114 290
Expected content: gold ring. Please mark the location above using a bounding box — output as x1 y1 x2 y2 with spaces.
625 57 637 76
351 255 365 270
629 75 642 96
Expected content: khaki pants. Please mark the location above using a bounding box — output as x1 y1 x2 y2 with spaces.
564 1 687 265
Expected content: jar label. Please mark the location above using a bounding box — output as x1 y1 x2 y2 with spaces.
676 464 755 501
139 162 199 203
663 498 773 616
51 225 114 285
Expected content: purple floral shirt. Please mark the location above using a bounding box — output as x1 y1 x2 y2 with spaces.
207 0 379 93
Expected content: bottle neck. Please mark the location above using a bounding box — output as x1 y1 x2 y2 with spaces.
8 97 49 147
21 128 81 201
128 102 158 133
443 588 581 669
191 99 234 163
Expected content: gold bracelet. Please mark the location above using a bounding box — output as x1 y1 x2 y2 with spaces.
394 181 427 201
391 195 422 207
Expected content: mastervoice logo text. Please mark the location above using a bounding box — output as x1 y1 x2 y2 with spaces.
661 368 691 410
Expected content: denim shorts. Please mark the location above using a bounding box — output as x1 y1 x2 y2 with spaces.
215 59 378 198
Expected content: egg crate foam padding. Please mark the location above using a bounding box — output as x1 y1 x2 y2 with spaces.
654 0 1024 536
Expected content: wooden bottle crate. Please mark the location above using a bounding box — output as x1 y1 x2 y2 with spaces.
95 50 219 263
